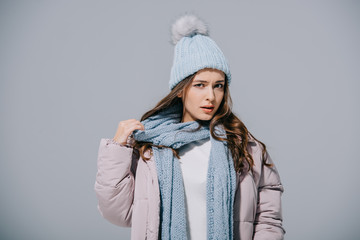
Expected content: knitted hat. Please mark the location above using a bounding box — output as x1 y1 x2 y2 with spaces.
169 14 232 90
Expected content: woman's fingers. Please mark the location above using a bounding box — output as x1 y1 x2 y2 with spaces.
113 119 144 144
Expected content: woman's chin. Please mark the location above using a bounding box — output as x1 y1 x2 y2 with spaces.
196 113 214 121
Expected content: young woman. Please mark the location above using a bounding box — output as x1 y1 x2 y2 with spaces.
95 14 285 240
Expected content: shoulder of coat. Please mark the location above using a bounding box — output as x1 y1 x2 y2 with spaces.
247 133 258 147
246 133 264 159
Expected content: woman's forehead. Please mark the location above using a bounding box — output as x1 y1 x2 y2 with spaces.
193 69 225 81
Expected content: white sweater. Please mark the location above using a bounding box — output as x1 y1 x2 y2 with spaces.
178 137 211 240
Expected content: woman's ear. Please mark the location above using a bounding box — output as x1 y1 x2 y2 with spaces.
177 91 182 98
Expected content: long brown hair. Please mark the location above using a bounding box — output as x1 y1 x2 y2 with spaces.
131 71 272 173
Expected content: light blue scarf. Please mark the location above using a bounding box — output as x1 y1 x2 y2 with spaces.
133 102 236 240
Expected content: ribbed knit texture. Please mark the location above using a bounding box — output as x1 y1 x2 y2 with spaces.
132 102 236 240
169 34 232 90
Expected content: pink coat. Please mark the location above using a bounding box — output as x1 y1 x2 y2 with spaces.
94 134 285 240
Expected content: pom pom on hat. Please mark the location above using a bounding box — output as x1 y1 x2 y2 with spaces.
171 14 209 45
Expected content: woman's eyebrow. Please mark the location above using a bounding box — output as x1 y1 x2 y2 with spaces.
193 80 225 83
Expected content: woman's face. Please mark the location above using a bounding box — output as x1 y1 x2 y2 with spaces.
178 68 225 123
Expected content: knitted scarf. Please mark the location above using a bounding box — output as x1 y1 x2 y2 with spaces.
132 102 236 240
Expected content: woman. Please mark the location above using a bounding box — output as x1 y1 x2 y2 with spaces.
95 14 285 240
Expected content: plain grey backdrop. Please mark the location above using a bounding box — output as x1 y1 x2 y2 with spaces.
1 0 359 239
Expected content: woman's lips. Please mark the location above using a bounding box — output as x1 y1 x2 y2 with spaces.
201 107 214 113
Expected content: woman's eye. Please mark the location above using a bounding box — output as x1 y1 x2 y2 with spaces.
215 84 224 88
194 84 204 87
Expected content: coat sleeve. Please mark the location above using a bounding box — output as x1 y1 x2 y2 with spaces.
94 138 139 227
253 148 286 240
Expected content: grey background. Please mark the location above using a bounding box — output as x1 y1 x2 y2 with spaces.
1 0 359 239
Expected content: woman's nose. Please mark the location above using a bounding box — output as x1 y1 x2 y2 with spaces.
206 87 215 101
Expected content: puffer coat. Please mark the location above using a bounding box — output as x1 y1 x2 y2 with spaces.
94 133 285 240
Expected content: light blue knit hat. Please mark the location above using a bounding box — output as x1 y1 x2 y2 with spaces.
169 14 232 90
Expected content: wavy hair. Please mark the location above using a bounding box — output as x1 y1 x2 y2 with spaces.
131 71 272 173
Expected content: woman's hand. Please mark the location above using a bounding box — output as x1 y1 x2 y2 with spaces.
113 119 145 145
